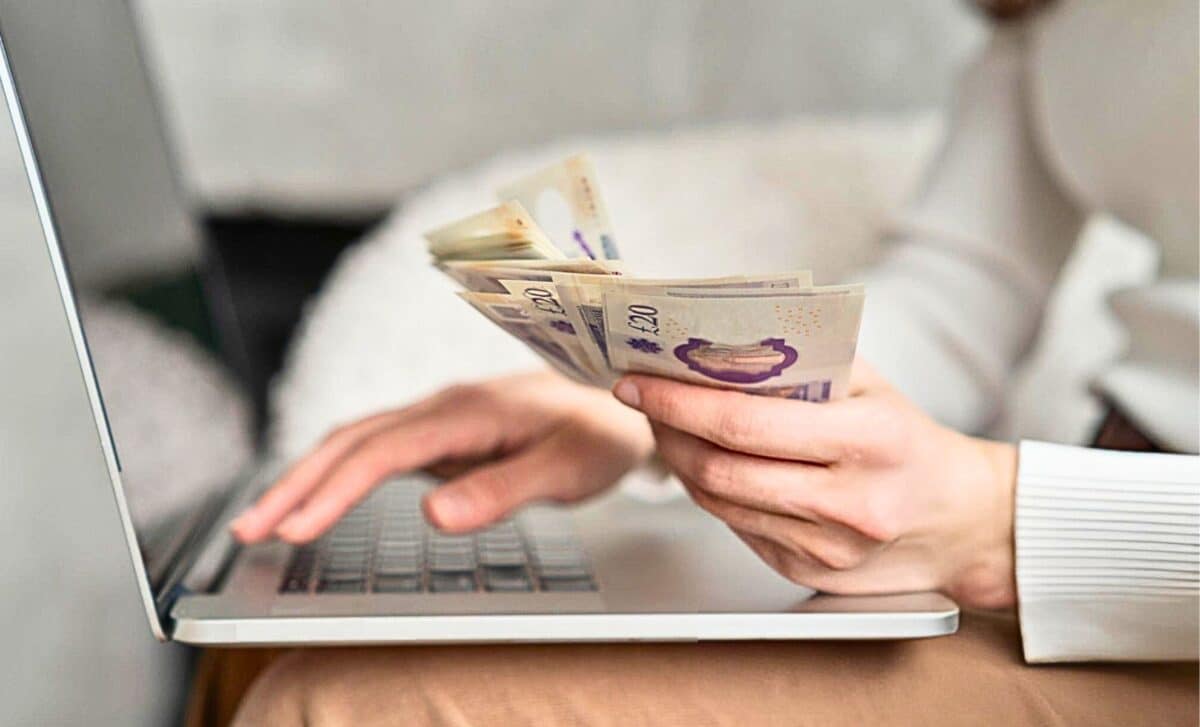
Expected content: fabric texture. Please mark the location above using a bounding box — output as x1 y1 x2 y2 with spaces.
228 612 1198 727
1015 441 1200 662
186 649 284 727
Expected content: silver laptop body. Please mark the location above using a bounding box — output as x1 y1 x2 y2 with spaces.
0 0 956 646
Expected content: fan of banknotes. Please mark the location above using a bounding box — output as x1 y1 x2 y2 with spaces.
425 154 864 402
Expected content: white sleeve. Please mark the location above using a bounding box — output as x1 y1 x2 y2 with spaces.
1015 441 1200 663
857 26 1084 434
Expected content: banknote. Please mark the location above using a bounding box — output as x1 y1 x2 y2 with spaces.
428 153 865 400
551 272 814 376
497 153 618 260
438 258 622 294
601 286 864 400
458 291 588 382
496 279 608 383
425 201 565 261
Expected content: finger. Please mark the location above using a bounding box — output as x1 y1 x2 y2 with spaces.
424 421 627 532
652 422 830 520
614 375 865 463
732 529 820 574
272 406 509 543
731 528 835 589
231 409 409 542
684 484 875 572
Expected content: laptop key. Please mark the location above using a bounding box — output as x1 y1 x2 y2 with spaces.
325 556 369 568
539 576 595 592
432 558 474 571
374 561 421 576
280 576 309 594
320 568 366 582
377 536 422 549
430 572 477 592
534 564 590 579
317 579 365 593
483 566 532 592
373 575 421 593
479 549 527 567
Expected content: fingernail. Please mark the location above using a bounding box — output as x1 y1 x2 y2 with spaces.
613 379 640 408
430 491 470 527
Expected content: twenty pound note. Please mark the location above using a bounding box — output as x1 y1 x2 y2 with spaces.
602 286 865 401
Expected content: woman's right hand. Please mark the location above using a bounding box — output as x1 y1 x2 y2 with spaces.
230 370 654 544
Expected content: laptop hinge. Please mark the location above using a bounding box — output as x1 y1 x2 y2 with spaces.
159 465 271 617
152 489 231 626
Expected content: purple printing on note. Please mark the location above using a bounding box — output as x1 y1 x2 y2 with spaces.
672 337 799 384
549 319 576 335
748 380 832 401
626 337 663 355
572 230 597 260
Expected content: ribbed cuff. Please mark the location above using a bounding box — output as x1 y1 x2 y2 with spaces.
1015 441 1200 662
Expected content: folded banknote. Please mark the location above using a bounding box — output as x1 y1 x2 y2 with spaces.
423 154 864 400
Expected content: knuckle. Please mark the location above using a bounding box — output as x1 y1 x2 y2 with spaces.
777 556 819 587
338 456 386 489
814 540 869 571
849 403 908 463
831 438 863 465
320 421 356 447
694 449 737 494
855 490 901 542
331 456 368 484
712 406 756 448
689 486 733 522
437 382 478 403
685 483 718 513
443 381 504 412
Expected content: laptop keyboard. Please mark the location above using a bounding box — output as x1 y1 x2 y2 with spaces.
278 479 596 595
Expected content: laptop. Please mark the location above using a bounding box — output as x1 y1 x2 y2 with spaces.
0 0 957 645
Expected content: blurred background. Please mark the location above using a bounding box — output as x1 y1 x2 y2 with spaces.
138 0 980 212
126 0 980 431
0 1 993 724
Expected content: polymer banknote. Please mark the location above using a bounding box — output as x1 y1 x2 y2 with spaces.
428 153 865 399
601 286 864 400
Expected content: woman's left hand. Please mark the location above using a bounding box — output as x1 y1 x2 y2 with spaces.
612 359 1018 609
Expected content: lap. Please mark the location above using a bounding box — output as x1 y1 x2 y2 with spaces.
232 611 1197 726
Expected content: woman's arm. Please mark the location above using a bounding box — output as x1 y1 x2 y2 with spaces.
858 24 1084 433
616 364 1199 663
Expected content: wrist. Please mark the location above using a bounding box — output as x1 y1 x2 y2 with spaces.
946 437 1018 609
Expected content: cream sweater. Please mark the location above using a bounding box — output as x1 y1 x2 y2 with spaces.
859 0 1198 662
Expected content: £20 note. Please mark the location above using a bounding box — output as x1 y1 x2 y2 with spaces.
602 286 864 401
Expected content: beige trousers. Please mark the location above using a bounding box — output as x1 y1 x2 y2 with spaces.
228 611 1197 726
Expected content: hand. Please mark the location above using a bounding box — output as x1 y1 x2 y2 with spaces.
232 370 653 544
612 359 1017 609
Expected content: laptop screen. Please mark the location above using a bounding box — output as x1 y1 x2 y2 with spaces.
0 0 241 634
